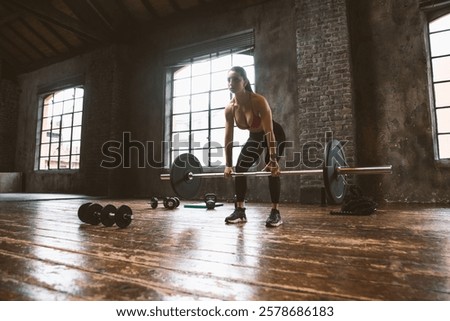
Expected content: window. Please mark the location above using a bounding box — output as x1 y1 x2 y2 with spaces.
36 87 84 170
428 12 450 160
164 30 255 168
168 53 254 167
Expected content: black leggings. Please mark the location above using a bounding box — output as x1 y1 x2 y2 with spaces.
235 121 286 203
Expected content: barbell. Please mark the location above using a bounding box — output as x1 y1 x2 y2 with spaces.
160 139 392 204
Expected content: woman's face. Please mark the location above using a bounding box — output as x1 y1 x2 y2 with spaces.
227 71 246 94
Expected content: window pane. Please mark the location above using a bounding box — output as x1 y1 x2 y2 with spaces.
211 109 225 128
232 53 254 67
73 112 82 126
51 115 61 129
41 130 51 143
210 147 224 167
173 96 190 114
174 66 191 79
72 126 82 140
191 74 210 94
191 93 209 112
43 104 51 117
71 155 80 169
430 30 450 57
436 108 450 133
53 102 63 115
42 117 51 130
211 90 230 109
173 114 189 131
50 143 59 156
172 132 190 150
192 149 207 167
53 91 65 102
60 156 70 169
434 82 450 107
74 98 83 112
61 128 72 142
63 88 75 100
191 111 209 130
75 88 84 98
62 114 72 127
210 127 225 146
39 158 48 170
211 70 228 90
72 141 81 154
438 134 450 158
63 100 74 113
429 14 450 33
192 60 210 76
432 56 450 82
40 144 49 157
49 157 59 169
50 129 60 142
60 142 71 155
174 78 190 96
191 130 208 149
212 55 231 72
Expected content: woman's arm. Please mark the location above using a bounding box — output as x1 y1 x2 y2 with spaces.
224 104 234 176
256 95 280 176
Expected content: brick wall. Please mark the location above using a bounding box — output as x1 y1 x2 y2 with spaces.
295 0 355 201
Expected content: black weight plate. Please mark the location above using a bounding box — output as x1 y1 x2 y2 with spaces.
165 197 177 209
170 153 203 199
78 202 92 223
116 205 132 228
323 139 347 204
150 197 158 209
174 197 180 208
100 204 117 227
85 203 103 225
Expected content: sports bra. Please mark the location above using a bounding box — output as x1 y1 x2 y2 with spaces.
232 95 262 130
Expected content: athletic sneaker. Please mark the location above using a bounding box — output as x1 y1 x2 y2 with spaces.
266 209 283 227
225 207 247 224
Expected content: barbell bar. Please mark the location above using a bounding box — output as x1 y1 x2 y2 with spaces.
160 139 393 204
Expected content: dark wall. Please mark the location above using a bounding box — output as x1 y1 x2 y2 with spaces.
347 0 450 203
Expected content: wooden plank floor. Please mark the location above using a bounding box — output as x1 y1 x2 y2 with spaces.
1 196 450 301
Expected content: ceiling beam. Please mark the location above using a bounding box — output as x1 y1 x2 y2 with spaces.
2 0 110 43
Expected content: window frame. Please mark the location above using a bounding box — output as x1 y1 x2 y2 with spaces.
164 51 255 169
163 30 255 169
35 84 84 171
426 9 450 165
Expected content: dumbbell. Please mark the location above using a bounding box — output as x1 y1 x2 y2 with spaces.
100 204 133 228
204 193 217 210
78 202 103 225
78 203 133 228
149 196 180 209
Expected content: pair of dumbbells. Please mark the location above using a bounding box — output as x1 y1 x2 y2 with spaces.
149 196 180 209
78 202 133 228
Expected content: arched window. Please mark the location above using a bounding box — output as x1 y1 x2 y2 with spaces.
168 53 254 167
36 86 84 170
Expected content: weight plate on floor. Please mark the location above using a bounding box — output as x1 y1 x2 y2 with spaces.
78 202 92 223
100 204 117 227
323 139 347 204
170 153 203 199
116 205 132 228
150 197 158 209
86 203 103 225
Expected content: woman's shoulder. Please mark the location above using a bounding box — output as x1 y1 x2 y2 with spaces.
250 92 269 108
